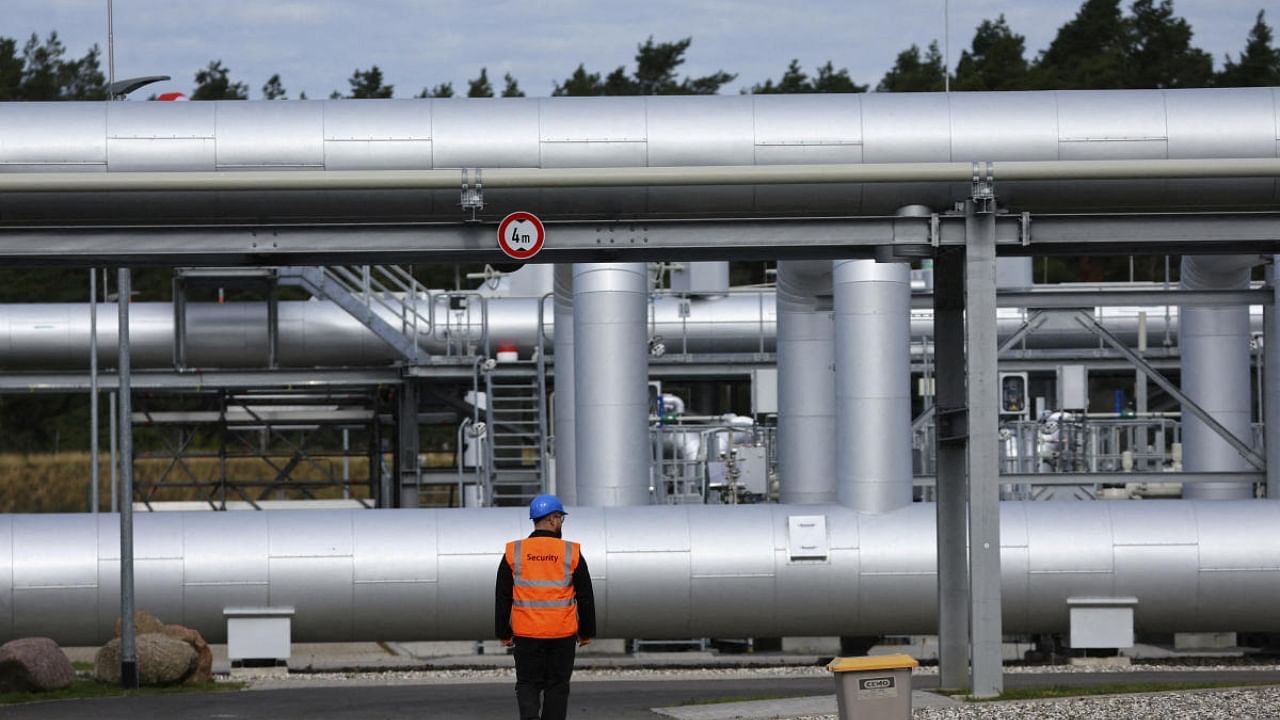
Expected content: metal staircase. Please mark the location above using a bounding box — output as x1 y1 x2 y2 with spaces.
483 361 549 506
278 265 431 363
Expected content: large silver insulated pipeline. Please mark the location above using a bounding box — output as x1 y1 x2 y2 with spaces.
552 265 577 504
1180 255 1262 499
0 89 1277 225
4 501 1279 645
0 300 1264 370
776 261 835 504
835 260 913 513
573 263 651 506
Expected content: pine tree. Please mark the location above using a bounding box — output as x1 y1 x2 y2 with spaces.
261 73 286 100
752 59 865 93
191 60 249 100
1125 0 1212 88
1032 0 1128 89
467 67 494 97
347 66 393 98
501 72 525 97
876 41 946 92
953 16 1030 90
552 37 734 96
1217 10 1280 86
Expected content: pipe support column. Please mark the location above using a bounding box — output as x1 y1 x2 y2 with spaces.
573 263 651 506
933 246 970 691
834 259 912 512
1180 255 1258 499
553 265 577 505
777 261 836 504
966 201 1004 698
1268 261 1280 500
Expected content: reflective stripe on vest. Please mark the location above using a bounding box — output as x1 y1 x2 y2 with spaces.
512 540 574 588
506 537 579 638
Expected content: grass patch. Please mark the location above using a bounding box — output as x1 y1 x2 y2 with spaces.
0 678 243 706
675 693 795 706
936 680 1276 702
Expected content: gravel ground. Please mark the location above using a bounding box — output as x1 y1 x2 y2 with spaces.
907 687 1280 719
234 661 1280 718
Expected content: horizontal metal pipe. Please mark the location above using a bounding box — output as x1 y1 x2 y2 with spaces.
0 299 1264 370
3 501 1277 645
3 158 1279 193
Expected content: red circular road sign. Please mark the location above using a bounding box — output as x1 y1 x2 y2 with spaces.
496 211 546 260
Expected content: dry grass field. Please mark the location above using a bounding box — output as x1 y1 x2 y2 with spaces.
0 452 376 513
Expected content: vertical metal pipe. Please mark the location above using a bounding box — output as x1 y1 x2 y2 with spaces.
573 263 650 506
116 268 137 689
1267 261 1280 500
933 247 970 690
553 265 577 505
966 201 1003 698
834 259 912 512
397 381 420 508
1180 255 1258 499
89 271 99 513
109 391 118 512
776 261 835 504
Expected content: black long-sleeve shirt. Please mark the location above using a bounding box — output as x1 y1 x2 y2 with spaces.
495 529 597 640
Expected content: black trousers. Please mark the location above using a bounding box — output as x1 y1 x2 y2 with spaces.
512 635 577 720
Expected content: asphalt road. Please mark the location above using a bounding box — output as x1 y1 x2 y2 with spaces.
6 670 1279 719
2 676 834 720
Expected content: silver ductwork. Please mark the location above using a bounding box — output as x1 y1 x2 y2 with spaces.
776 261 836 504
1180 255 1262 499
573 263 651 506
552 265 577 504
1 90 1277 225
4 501 1278 645
835 260 913 513
2 299 1268 371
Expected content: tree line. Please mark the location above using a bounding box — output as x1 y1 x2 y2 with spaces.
3 0 1278 103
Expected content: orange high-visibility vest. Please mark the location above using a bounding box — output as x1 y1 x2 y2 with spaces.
505 536 581 638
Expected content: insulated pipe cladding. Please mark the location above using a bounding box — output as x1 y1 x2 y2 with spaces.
4 501 1279 646
835 260 913 513
776 261 836 504
0 299 1268 371
1179 255 1262 500
572 263 651 506
0 89 1278 223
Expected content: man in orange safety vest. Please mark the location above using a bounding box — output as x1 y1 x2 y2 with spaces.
496 494 596 720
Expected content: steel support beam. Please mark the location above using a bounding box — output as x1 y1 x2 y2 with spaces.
395 381 420 509
910 287 1272 310
1269 262 1280 500
966 201 1004 698
0 213 1276 266
1075 312 1265 470
932 246 969 691
0 368 407 393
116 268 138 688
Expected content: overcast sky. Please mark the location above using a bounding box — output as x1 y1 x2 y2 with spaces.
3 0 1271 99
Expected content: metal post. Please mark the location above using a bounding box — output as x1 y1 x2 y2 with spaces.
1267 262 1280 499
396 381 420 508
965 200 1003 698
116 267 138 689
109 391 118 512
932 246 969 691
89 270 99 513
267 280 279 369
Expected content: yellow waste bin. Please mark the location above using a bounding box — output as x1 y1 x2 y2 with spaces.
826 654 918 720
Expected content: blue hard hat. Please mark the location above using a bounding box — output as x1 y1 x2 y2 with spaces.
529 494 566 520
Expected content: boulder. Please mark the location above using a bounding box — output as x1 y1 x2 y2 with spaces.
111 610 212 684
0 637 74 692
94 634 197 686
